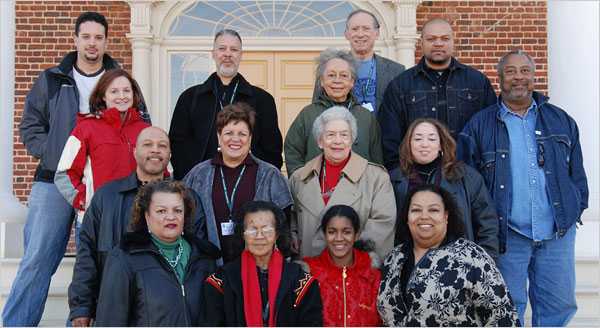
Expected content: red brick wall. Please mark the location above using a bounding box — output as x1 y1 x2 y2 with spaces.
12 1 132 253
416 1 548 94
13 1 132 203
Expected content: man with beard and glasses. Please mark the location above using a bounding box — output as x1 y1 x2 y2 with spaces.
67 126 208 327
378 18 496 170
169 29 283 179
311 9 405 115
458 50 588 326
5 12 150 326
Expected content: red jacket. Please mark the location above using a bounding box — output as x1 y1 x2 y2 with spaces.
304 249 382 327
55 108 150 211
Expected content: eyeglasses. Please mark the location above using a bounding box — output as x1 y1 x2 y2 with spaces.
243 226 276 238
323 72 352 82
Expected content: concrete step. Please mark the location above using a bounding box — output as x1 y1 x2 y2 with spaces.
1 257 598 325
0 257 74 326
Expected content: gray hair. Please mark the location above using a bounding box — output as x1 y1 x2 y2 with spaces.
213 29 242 47
497 49 536 81
312 106 358 144
316 48 358 83
345 9 380 30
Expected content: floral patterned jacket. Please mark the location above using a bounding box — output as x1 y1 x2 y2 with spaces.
377 238 519 327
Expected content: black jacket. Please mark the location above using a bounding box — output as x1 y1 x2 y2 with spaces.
378 57 497 170
19 51 150 182
204 258 323 326
95 231 219 326
68 173 207 321
390 163 499 259
169 73 283 179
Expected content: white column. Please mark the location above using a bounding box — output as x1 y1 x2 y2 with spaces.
127 0 155 119
0 0 27 258
548 1 599 259
389 0 422 67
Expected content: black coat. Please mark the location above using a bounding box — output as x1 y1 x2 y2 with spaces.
95 231 220 326
204 258 323 326
68 173 207 321
169 73 283 179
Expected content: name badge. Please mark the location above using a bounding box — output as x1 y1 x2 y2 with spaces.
361 102 375 112
221 220 235 236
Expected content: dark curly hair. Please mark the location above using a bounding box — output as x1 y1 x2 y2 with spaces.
216 102 256 135
129 180 196 235
395 184 465 245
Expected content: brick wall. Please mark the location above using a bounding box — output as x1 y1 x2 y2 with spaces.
13 0 132 203
12 1 132 253
416 0 548 94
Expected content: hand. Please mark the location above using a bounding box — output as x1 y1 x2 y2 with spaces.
290 236 300 254
72 317 91 327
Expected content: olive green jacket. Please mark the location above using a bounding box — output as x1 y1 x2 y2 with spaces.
284 92 383 176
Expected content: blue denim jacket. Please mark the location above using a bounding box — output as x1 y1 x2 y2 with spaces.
458 92 588 253
379 57 497 169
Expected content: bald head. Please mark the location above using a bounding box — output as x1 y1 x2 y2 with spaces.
135 126 170 181
421 18 453 36
420 18 454 70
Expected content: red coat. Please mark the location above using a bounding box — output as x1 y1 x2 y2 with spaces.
55 108 150 211
304 249 382 327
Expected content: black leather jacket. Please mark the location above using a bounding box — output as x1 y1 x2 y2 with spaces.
68 173 207 321
379 57 497 170
95 231 219 326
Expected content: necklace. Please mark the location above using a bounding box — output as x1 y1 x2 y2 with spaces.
158 239 183 269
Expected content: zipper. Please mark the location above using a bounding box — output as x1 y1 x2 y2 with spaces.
142 248 191 325
342 266 347 327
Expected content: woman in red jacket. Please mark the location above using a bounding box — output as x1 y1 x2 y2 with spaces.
303 205 382 327
55 69 150 228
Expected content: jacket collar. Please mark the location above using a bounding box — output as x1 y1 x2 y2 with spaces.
413 56 464 77
315 248 376 276
118 172 141 192
51 51 119 77
495 91 549 121
121 230 221 260
76 107 142 129
314 87 357 109
197 72 254 97
297 152 368 184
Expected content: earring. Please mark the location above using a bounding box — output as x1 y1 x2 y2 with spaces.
181 230 184 236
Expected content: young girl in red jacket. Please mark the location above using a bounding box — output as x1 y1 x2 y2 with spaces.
302 205 383 327
55 69 150 226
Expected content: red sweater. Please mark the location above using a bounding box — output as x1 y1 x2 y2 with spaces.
304 249 382 327
55 108 150 211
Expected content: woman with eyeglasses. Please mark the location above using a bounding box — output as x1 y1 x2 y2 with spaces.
284 48 383 176
204 201 323 326
183 103 293 265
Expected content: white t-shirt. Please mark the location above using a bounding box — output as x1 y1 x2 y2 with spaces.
73 66 105 114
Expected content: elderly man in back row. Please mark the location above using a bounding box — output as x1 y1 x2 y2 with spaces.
312 9 405 114
458 50 588 326
379 18 496 170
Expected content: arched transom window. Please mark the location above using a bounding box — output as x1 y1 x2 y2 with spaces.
168 1 357 37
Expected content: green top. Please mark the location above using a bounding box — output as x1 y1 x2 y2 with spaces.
284 91 383 176
151 234 191 283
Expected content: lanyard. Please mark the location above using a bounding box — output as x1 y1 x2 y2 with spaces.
218 80 239 110
220 164 246 218
360 59 376 102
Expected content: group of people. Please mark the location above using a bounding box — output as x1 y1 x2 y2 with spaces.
3 8 587 328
